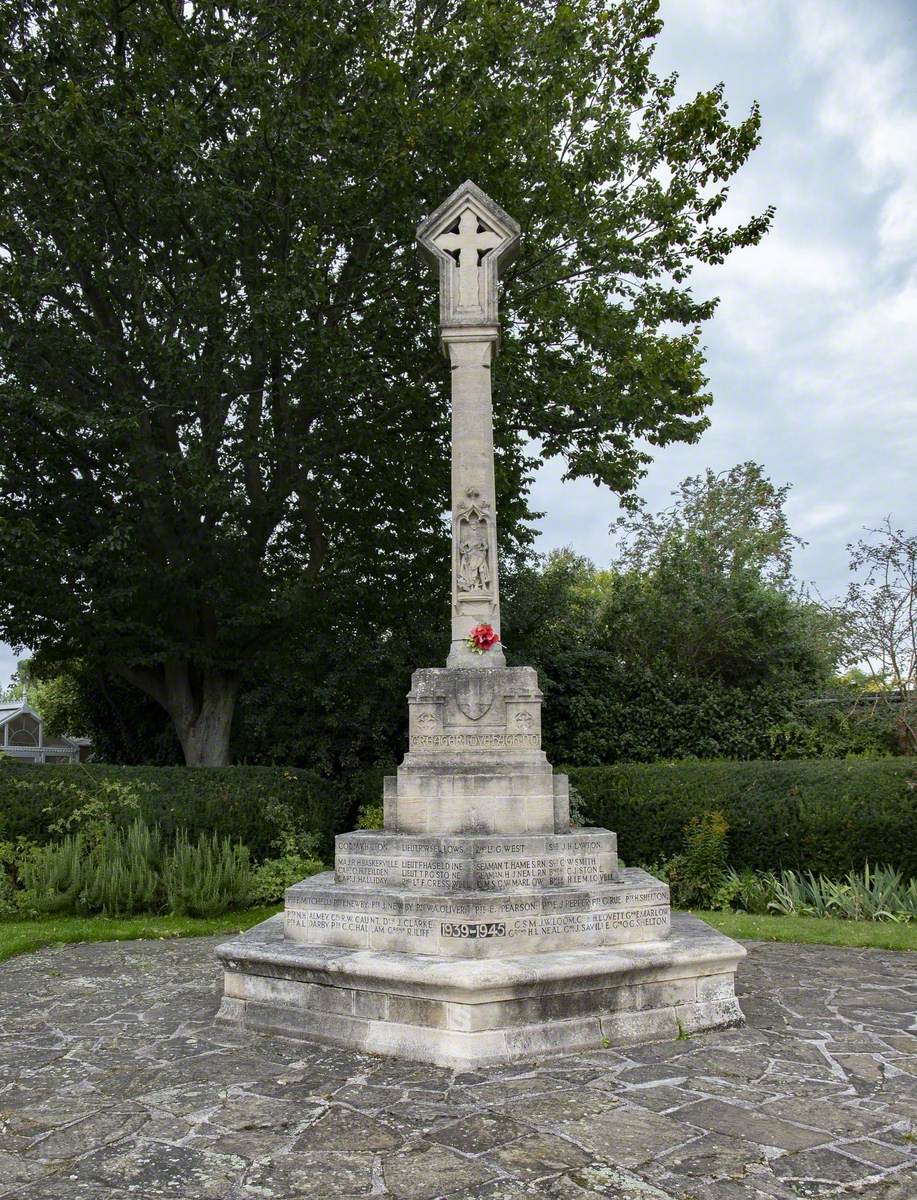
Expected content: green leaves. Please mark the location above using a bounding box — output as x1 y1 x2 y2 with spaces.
0 1 772 757
568 759 917 878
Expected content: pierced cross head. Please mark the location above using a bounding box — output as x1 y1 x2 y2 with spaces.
434 208 502 310
416 181 521 333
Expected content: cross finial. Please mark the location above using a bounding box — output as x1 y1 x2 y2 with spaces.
417 181 520 343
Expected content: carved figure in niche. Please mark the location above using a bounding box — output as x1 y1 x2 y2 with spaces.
458 518 490 592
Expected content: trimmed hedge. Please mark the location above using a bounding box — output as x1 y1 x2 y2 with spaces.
568 759 917 878
8 759 912 879
0 763 341 862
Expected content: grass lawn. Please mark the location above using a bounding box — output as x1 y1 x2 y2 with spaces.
691 908 917 952
0 906 281 965
2 906 914 965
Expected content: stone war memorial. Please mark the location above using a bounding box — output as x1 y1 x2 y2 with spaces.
216 183 746 1069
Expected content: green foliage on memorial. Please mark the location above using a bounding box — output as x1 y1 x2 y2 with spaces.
569 758 917 878
247 819 325 905
249 853 325 907
355 803 385 831
0 762 341 861
0 0 772 765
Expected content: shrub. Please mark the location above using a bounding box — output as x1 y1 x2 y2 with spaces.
346 767 391 823
249 854 325 905
709 867 770 914
715 864 917 922
662 811 730 909
534 653 829 765
0 763 341 861
162 831 251 917
45 777 145 847
355 802 384 831
80 819 161 916
13 813 263 918
568 759 917 877
20 835 86 914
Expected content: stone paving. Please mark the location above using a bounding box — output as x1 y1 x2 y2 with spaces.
0 936 914 1200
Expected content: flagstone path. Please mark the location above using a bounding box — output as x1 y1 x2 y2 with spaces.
0 936 914 1199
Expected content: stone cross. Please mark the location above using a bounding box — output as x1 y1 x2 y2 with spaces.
417 182 521 667
433 209 502 310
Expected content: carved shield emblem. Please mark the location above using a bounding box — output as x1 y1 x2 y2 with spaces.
456 674 495 721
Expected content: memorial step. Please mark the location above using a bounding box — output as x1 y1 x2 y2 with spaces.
333 827 617 891
284 867 670 958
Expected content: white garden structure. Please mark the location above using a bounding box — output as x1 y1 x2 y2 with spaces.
0 699 82 764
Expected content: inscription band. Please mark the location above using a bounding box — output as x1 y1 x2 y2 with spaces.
410 733 539 750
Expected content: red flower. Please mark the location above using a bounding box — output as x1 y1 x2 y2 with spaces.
468 623 500 653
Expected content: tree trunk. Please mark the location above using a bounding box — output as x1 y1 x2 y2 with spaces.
168 667 240 766
117 660 241 766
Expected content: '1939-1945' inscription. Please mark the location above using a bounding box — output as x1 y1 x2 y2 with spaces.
441 921 506 938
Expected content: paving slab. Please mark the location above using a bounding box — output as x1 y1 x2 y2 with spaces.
0 935 914 1199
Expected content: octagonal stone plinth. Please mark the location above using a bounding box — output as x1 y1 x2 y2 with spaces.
217 911 745 1070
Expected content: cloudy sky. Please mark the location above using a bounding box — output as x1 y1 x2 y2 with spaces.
531 0 916 593
2 0 915 690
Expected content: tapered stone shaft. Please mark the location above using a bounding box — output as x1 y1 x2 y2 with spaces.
444 334 504 665
416 181 521 668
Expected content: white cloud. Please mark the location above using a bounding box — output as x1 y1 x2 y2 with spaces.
789 500 850 535
531 0 917 602
0 644 19 692
791 2 917 267
683 0 783 42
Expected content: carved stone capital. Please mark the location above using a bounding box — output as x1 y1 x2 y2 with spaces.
417 181 520 344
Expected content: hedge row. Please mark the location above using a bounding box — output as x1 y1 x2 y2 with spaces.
567 759 917 878
0 763 342 862
4 759 914 880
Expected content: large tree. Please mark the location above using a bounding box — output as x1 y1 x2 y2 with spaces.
0 0 771 763
835 520 917 753
604 462 833 687
499 467 845 765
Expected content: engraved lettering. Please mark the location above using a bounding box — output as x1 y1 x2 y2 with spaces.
441 921 506 938
409 733 539 750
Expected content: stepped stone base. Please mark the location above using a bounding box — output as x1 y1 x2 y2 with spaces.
216 911 746 1070
216 664 746 1066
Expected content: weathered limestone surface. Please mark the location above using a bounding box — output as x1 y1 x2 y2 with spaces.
4 935 916 1200
218 912 742 1069
332 828 618 892
283 867 669 957
216 182 746 1066
415 182 520 667
389 666 559 835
